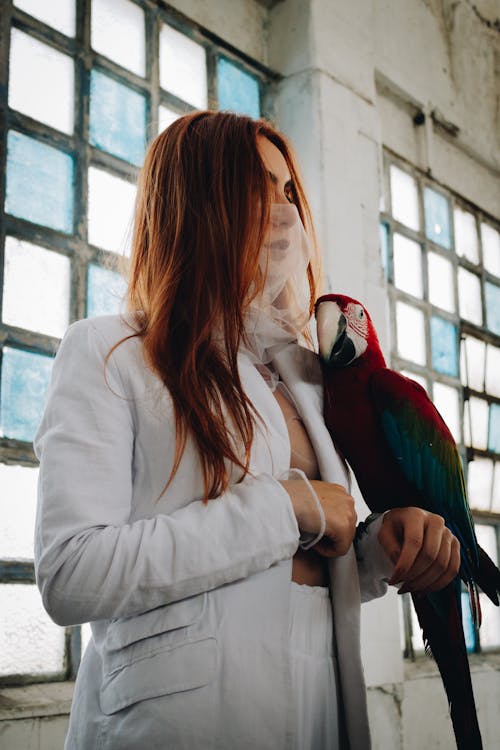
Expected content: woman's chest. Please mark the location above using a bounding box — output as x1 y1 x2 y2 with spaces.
271 384 320 480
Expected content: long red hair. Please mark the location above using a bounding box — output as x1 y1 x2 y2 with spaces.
106 110 322 503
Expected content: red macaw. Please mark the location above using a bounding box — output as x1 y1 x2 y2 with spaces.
315 293 500 750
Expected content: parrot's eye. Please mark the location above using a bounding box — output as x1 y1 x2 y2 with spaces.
358 309 364 319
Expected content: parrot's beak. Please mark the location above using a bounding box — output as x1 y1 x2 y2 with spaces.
316 301 356 367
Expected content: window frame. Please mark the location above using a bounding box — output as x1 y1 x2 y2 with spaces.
381 146 500 657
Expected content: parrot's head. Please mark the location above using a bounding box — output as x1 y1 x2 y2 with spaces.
315 294 384 369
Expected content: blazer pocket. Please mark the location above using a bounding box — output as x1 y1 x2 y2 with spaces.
105 590 207 655
100 592 216 715
100 636 217 715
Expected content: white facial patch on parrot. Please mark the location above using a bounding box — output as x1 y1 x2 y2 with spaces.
344 302 369 359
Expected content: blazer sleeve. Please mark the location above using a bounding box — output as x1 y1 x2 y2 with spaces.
354 512 395 602
33 318 301 627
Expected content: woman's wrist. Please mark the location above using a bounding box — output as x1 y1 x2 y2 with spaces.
278 468 326 550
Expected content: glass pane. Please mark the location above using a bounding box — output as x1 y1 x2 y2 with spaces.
485 282 500 335
454 207 479 264
0 463 39 559
0 584 65 676
9 29 74 134
430 316 458 377
379 221 389 277
481 222 500 277
3 237 70 338
399 370 428 392
424 187 451 249
478 592 500 649
390 165 419 231
158 105 180 133
396 302 426 365
460 336 485 392
217 56 260 118
5 131 73 234
87 263 128 317
475 525 500 648
393 233 422 298
91 0 145 76
492 463 500 513
428 252 454 312
467 457 493 510
14 0 75 36
489 403 500 454
461 592 477 652
433 382 461 443
88 166 136 255
464 397 489 450
159 24 207 109
0 347 53 443
458 267 482 326
485 345 500 398
476 525 498 566
89 70 146 166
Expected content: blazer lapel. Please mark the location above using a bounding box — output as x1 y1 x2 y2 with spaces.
271 341 371 750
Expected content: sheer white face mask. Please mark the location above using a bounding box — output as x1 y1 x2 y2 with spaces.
242 203 313 365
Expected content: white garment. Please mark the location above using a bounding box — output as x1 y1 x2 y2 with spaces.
32 313 394 750
288 582 339 750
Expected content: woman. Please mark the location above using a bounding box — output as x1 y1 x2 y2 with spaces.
33 111 460 750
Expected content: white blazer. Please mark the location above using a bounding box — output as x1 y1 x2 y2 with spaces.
33 314 394 750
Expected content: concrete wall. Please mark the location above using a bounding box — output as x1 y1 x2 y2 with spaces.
1 0 498 747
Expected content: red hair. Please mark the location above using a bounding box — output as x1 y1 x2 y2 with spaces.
106 110 322 503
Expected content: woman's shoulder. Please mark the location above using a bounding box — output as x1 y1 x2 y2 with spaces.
68 311 139 340
57 313 150 388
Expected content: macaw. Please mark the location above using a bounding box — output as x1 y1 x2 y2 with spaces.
315 293 500 750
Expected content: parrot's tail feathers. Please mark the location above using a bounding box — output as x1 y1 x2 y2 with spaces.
468 580 482 629
423 637 434 660
475 544 500 606
414 586 483 750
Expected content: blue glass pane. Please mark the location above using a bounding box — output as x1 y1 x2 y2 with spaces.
379 221 389 278
485 282 500 336
87 263 128 317
424 187 451 249
217 57 260 118
430 316 458 376
0 347 53 443
89 70 146 166
489 403 500 454
461 591 476 653
5 131 73 233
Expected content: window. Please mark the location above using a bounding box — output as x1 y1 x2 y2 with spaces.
0 0 270 686
380 151 500 657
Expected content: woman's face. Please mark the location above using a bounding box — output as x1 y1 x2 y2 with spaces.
256 135 295 205
252 137 311 332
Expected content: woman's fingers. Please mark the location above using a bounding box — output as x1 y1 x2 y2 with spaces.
311 481 357 558
281 479 357 558
395 514 446 587
379 507 461 593
405 535 461 594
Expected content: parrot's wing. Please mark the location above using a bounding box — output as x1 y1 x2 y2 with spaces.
370 369 479 577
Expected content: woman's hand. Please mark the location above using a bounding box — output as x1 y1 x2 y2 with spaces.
378 507 461 594
279 479 357 558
